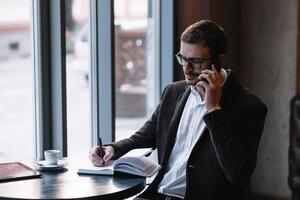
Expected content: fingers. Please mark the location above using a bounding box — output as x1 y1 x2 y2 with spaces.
89 146 104 167
201 69 217 79
201 68 214 74
196 80 209 91
198 73 214 85
91 157 104 167
201 64 220 78
212 64 217 72
199 66 222 86
89 145 116 167
103 152 113 164
195 84 205 97
102 146 115 165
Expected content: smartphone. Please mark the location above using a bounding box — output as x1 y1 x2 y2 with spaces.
210 56 222 72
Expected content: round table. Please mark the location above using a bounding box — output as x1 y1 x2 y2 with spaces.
0 160 146 199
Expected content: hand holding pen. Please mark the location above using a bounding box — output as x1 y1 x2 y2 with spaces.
89 137 115 167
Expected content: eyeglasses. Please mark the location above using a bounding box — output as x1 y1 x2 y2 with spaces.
175 52 210 70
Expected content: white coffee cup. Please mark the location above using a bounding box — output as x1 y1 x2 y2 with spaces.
44 150 61 165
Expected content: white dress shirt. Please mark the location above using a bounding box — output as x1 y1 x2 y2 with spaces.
157 69 227 199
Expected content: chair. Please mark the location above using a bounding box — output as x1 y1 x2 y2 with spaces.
289 95 300 200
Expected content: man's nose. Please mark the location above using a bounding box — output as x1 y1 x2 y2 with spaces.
184 62 193 72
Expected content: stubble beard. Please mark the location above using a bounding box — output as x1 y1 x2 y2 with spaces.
186 78 198 86
185 72 200 86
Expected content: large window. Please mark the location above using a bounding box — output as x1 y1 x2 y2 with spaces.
0 0 34 162
0 0 171 160
114 0 160 141
65 0 91 156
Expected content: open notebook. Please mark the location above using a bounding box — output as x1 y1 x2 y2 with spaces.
77 148 161 177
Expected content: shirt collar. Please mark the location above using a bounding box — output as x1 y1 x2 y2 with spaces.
190 86 205 105
220 68 227 86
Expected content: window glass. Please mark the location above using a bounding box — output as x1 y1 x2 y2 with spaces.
114 0 159 141
0 0 34 162
65 0 91 156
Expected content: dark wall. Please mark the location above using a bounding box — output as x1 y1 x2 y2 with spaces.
239 0 297 198
210 0 242 76
173 0 299 198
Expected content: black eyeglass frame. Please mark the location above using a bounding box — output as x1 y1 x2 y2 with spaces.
175 52 211 70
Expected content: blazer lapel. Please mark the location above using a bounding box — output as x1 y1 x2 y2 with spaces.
219 69 242 107
161 86 191 168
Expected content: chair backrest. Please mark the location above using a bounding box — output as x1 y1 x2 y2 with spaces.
289 95 300 192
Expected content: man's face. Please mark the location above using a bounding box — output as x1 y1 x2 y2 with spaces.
179 41 211 85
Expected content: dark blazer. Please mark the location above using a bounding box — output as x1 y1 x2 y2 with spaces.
109 69 268 200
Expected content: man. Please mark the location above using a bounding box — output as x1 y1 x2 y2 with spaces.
89 20 267 200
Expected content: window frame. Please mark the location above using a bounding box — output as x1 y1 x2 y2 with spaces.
30 0 174 159
90 0 115 145
32 0 67 159
160 0 174 91
91 0 176 144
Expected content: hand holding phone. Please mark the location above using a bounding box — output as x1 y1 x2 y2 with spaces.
196 64 224 110
196 62 215 94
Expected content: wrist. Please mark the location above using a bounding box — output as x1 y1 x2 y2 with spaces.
207 104 222 113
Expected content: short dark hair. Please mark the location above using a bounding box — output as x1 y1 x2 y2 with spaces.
180 20 227 58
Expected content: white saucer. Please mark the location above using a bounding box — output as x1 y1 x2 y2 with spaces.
35 159 68 170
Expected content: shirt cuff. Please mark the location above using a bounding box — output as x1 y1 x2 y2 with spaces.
207 105 222 113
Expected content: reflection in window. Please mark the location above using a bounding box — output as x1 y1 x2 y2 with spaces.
65 0 91 156
0 0 34 162
114 0 159 141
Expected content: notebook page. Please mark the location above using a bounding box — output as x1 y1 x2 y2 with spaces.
77 160 115 175
121 148 153 158
114 156 161 177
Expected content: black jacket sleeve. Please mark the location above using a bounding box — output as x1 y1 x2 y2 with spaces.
203 102 267 188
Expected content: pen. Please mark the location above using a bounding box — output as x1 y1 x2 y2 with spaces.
98 137 105 164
